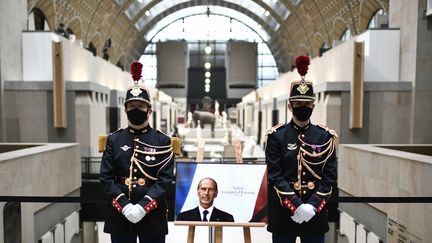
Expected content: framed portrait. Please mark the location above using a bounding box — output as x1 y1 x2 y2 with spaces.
175 162 267 223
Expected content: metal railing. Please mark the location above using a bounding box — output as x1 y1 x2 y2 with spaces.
1 156 430 204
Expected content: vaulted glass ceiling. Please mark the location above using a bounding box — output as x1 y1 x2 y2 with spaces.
117 0 291 34
144 6 270 42
138 12 278 88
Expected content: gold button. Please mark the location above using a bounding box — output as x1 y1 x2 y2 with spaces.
303 190 306 194
301 134 305 138
302 143 305 147
135 146 139 148
133 177 137 180
134 169 137 172
302 172 306 175
138 178 146 186
133 184 136 188
307 181 315 189
294 181 301 190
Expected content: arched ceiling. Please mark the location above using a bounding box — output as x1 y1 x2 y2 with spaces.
28 0 389 72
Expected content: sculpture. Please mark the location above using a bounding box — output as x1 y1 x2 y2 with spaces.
192 110 215 131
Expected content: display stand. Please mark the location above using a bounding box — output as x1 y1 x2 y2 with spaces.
174 221 265 243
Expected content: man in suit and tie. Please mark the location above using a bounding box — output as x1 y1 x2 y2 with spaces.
176 177 234 222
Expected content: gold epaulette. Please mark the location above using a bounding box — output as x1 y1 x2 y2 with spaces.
171 137 182 156
266 123 284 135
317 124 338 137
98 134 107 153
98 128 122 153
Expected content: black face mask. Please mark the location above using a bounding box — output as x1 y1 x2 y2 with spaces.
292 106 312 122
127 108 148 125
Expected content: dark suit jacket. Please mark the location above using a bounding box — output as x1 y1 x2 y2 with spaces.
177 206 234 222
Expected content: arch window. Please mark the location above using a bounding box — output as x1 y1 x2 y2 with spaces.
87 42 97 56
28 8 49 31
367 9 388 29
319 42 329 56
340 29 352 41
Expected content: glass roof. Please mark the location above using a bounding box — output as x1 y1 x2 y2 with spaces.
260 0 291 20
290 0 302 6
121 0 283 32
114 0 125 6
125 0 152 19
144 6 270 42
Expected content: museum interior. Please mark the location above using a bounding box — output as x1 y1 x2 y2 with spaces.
0 0 431 242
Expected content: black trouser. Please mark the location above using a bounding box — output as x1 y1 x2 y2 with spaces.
272 233 324 243
110 233 165 243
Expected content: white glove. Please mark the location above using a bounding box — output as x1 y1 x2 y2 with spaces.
122 203 134 216
295 204 316 223
125 204 147 224
122 203 136 223
291 211 303 224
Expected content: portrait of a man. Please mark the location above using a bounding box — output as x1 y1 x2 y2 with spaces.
176 177 234 222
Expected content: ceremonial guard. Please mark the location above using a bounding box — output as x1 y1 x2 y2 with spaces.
265 56 337 243
100 61 174 243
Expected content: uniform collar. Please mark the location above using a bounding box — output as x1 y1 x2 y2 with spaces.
128 125 150 134
289 119 310 132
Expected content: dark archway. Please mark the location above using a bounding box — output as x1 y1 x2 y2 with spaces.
3 202 21 243
87 42 97 56
31 8 47 30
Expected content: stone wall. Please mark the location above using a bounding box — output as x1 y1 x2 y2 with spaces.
0 143 81 242
338 144 432 242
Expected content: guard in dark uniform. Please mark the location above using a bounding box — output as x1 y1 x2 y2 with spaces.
265 56 337 243
100 61 174 243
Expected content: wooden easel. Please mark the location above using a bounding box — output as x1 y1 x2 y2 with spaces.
174 221 266 243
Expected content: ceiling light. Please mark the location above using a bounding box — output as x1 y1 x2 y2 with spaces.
204 46 212 54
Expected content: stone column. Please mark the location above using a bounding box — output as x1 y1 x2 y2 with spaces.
389 0 432 143
0 0 27 141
